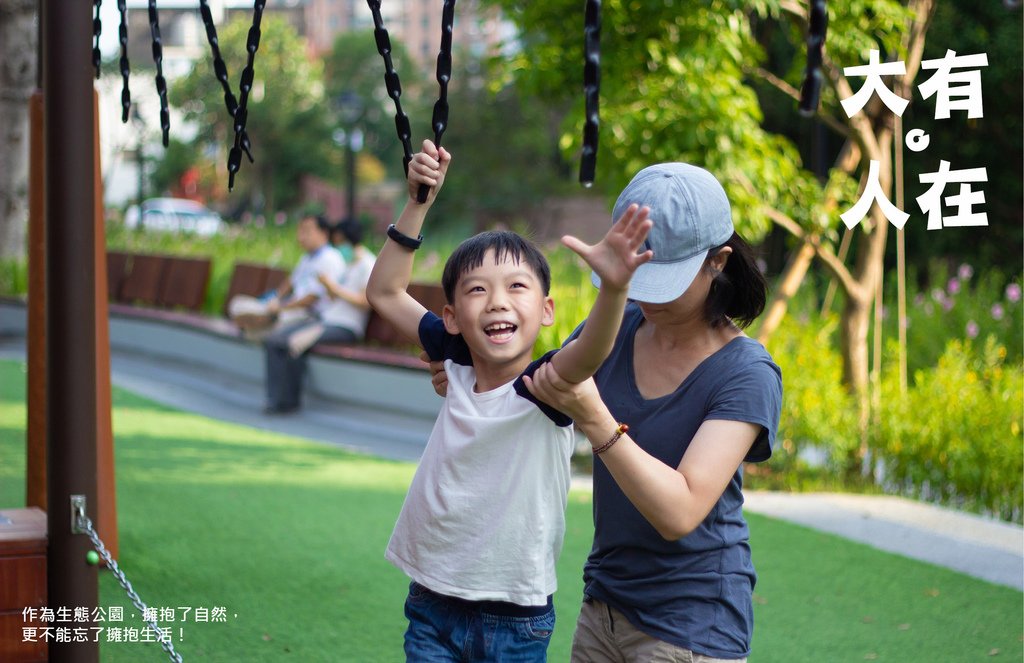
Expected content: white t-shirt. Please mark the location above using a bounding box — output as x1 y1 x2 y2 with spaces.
289 245 346 317
385 314 575 606
319 249 376 336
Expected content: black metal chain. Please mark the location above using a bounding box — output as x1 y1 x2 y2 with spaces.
92 0 103 79
228 0 266 191
580 0 601 187
198 0 250 163
117 0 131 122
147 1 171 146
416 0 456 203
367 0 414 178
367 0 456 203
798 0 828 116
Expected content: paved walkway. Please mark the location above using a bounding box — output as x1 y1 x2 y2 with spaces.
1 337 1020 591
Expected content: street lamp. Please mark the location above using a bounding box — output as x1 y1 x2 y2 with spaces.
334 90 365 223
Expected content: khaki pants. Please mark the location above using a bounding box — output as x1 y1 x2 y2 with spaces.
571 598 747 663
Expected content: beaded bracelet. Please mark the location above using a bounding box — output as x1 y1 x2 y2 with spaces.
593 423 628 455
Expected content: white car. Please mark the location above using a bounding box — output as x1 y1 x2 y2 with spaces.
124 198 225 236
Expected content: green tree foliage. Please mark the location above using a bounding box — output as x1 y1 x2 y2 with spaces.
899 0 1023 271
483 1 946 418
426 52 576 231
170 16 335 213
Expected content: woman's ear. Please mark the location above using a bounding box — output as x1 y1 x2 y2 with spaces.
709 246 733 273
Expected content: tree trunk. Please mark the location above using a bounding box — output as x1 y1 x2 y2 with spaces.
757 239 816 344
0 0 37 260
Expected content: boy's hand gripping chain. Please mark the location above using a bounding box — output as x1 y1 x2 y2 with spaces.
228 0 266 191
367 0 457 203
798 0 828 116
580 0 601 187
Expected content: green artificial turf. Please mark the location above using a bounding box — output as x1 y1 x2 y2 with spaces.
0 358 1020 662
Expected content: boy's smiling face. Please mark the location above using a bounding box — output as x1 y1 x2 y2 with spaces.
442 249 555 374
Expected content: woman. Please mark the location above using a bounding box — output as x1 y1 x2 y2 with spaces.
435 163 782 661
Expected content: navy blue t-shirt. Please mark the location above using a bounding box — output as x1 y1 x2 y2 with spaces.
578 304 782 659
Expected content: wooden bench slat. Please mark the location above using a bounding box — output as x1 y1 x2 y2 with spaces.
117 254 168 306
158 257 212 312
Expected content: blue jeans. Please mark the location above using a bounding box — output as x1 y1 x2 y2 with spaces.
403 582 555 662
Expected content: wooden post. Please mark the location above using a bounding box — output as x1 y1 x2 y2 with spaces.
25 90 45 512
94 90 118 561
43 0 99 658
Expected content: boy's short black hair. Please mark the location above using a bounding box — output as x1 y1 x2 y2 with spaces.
441 231 552 304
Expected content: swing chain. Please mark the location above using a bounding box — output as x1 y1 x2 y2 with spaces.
117 0 131 123
415 0 456 203
71 499 184 663
198 0 242 122
147 0 171 146
798 0 828 116
368 0 456 202
92 0 103 79
228 0 266 191
367 0 415 176
580 0 601 187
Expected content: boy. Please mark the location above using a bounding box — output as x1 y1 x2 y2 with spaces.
366 140 653 661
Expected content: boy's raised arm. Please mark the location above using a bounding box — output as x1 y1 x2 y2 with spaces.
550 204 653 384
366 141 452 345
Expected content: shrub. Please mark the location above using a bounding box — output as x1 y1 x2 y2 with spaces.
873 336 1024 523
760 313 861 487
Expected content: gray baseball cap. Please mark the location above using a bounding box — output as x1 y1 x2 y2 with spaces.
592 163 735 304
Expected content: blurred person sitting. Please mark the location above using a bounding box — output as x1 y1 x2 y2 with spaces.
260 217 376 414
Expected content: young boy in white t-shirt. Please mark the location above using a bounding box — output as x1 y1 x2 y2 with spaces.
367 140 653 661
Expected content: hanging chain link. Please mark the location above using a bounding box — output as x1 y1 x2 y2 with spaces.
415 0 456 203
92 0 103 79
579 0 601 187
147 0 171 146
117 0 131 123
367 0 414 177
228 0 266 191
368 0 456 203
198 0 242 124
76 512 184 663
798 0 828 116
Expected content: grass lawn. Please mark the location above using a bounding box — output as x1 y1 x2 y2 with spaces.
0 358 1020 662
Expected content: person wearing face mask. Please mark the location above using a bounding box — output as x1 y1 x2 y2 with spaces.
315 217 377 343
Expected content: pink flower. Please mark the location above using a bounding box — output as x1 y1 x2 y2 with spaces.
958 264 974 281
1007 283 1022 303
966 320 979 339
931 288 945 303
942 298 955 312
947 278 961 295
991 304 1005 320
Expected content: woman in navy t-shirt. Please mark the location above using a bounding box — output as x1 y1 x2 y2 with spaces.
523 163 782 662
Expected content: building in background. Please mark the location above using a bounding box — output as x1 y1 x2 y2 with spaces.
304 0 513 70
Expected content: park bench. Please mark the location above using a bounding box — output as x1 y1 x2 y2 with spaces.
106 252 446 371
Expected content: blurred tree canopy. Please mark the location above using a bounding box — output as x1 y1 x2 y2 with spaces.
171 16 336 213
482 0 1020 426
